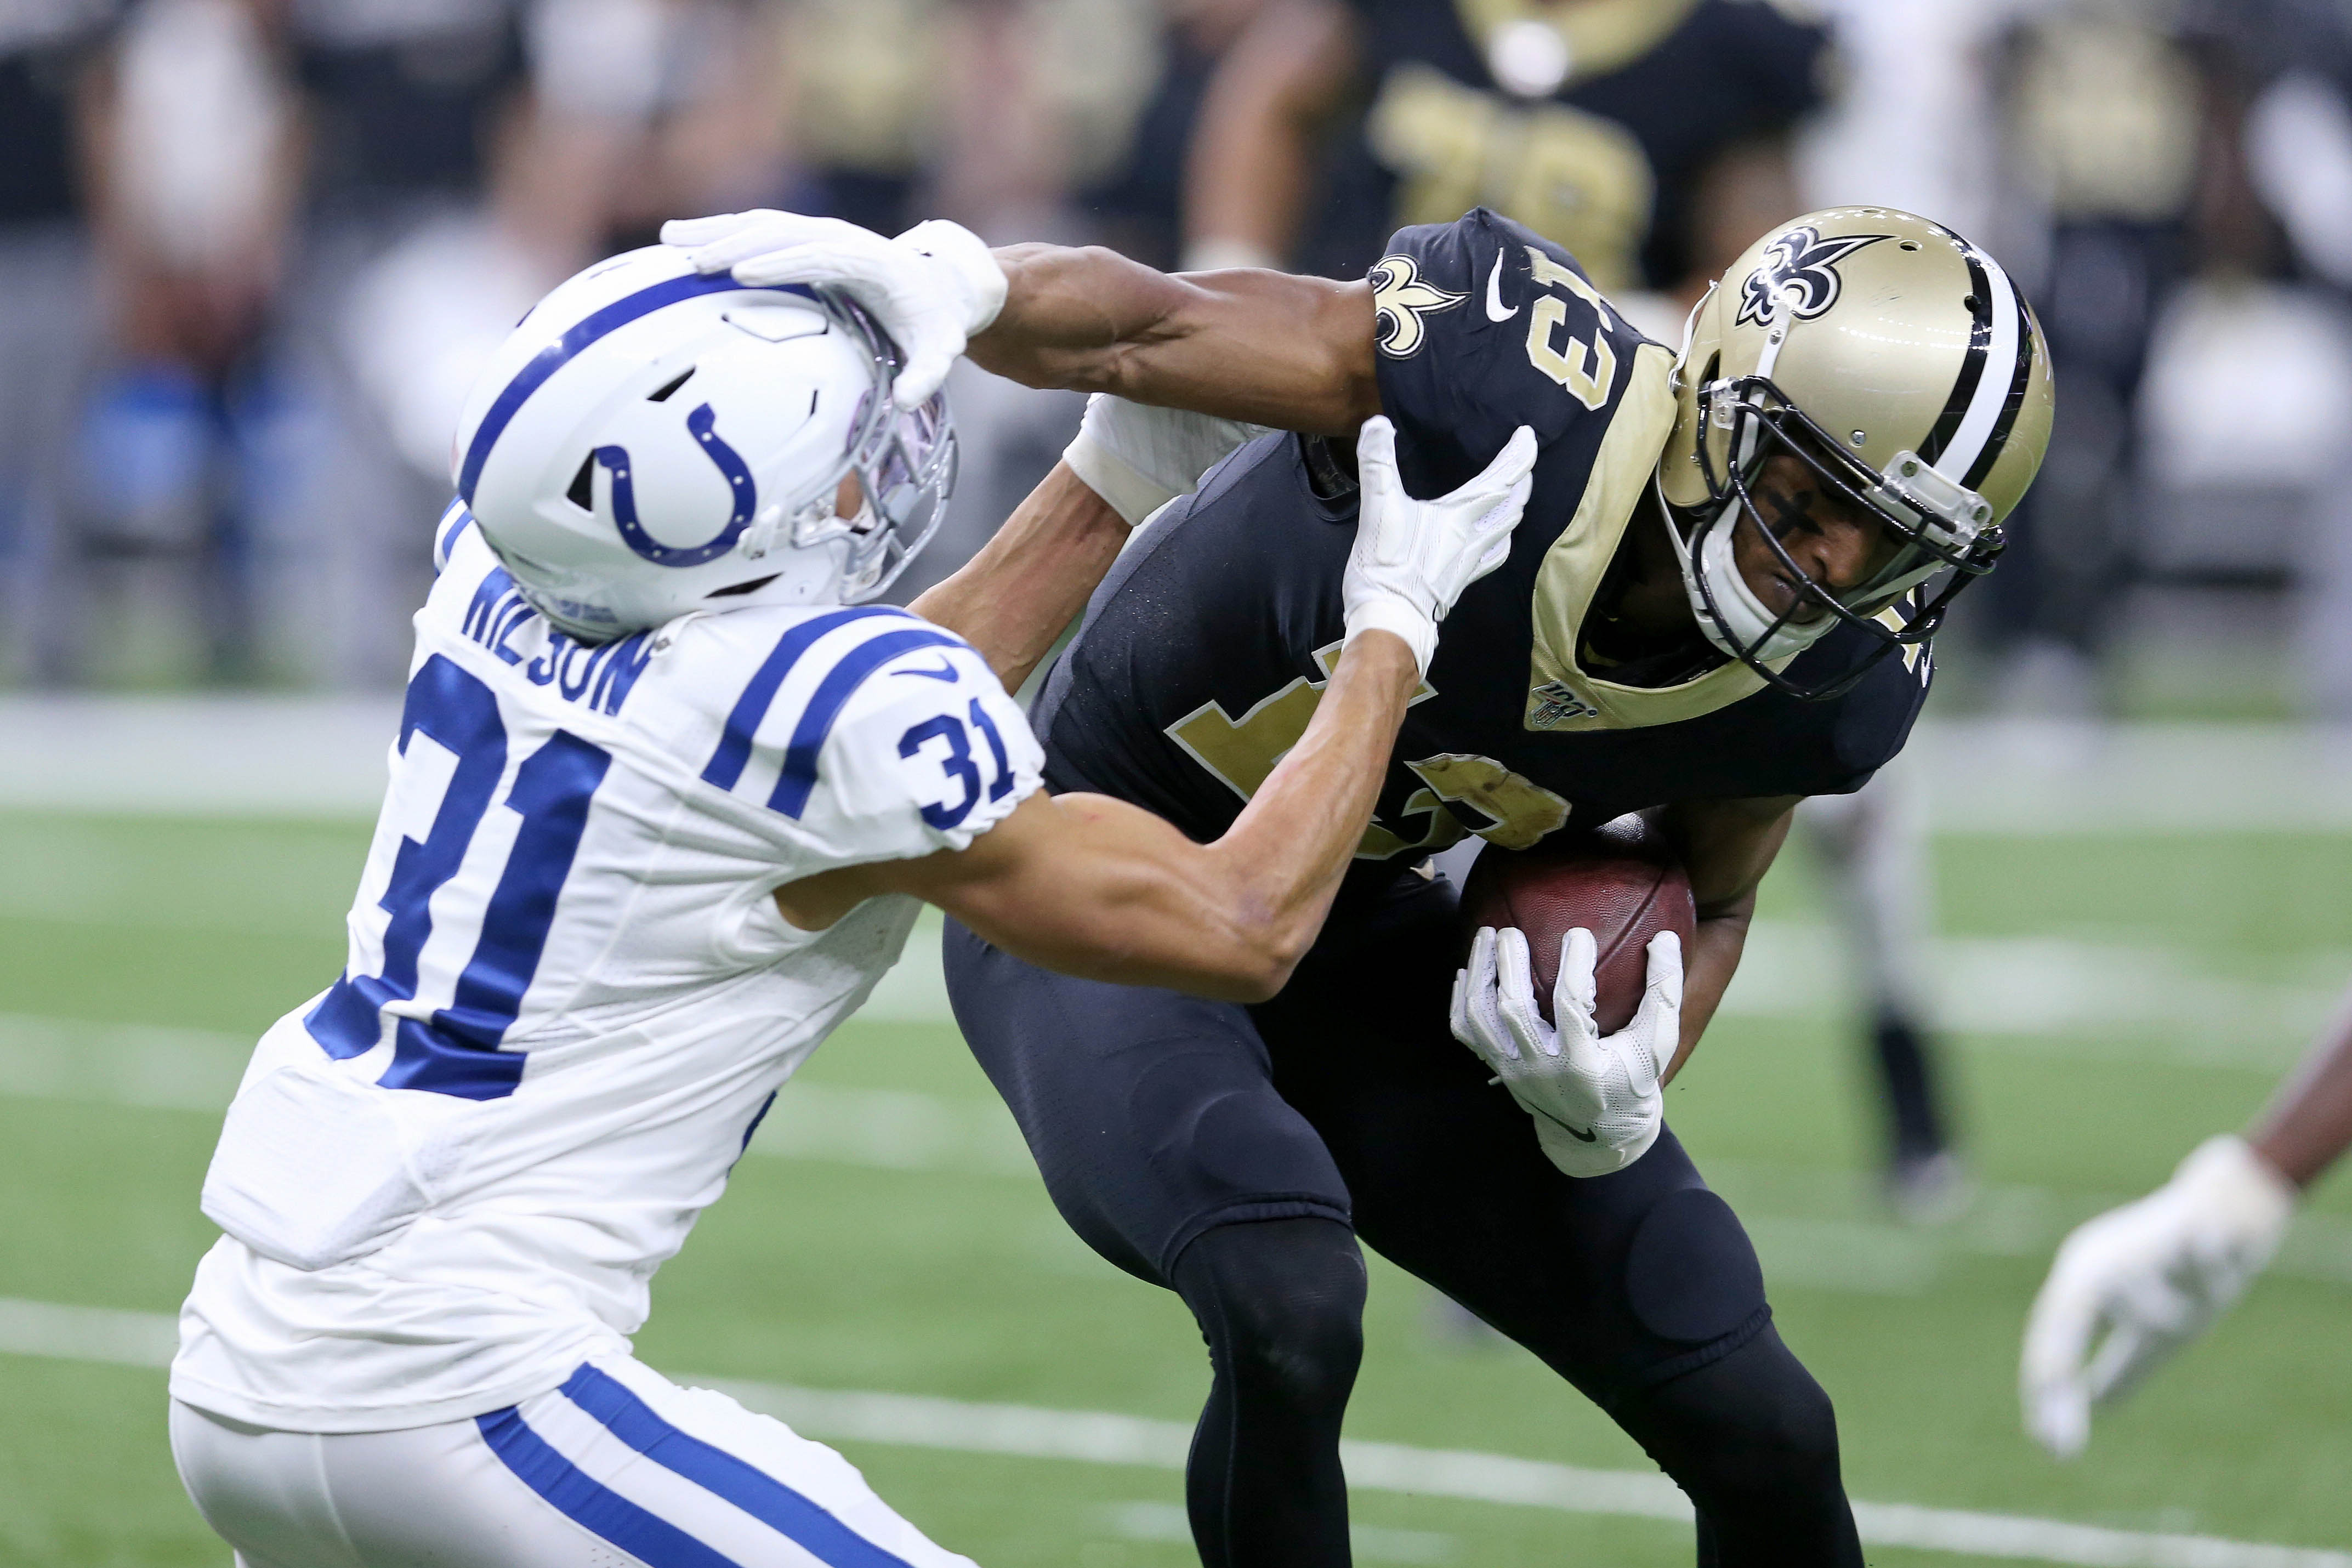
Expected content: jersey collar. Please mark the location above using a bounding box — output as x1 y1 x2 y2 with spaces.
1522 341 1789 732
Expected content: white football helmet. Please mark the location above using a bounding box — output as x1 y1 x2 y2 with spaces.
451 245 955 639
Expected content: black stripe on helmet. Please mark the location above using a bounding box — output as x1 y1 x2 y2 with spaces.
1917 253 1994 469
1963 293 2038 491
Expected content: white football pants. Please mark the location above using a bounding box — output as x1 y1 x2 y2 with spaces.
169 1356 979 1568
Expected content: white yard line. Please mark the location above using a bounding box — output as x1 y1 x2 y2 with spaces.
2 1296 2340 1568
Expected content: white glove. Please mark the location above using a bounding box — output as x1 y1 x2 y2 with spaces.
661 211 1007 410
1345 416 1536 673
2020 1134 2296 1458
1450 925 1680 1178
1063 394 1274 527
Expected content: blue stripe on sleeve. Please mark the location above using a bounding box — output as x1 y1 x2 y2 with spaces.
768 627 965 819
457 274 818 506
476 1405 742 1567
433 503 475 573
559 1366 916 1568
700 607 911 791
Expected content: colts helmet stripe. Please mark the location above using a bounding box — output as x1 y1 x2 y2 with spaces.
457 273 819 507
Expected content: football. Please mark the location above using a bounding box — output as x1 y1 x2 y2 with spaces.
1456 814 1697 1033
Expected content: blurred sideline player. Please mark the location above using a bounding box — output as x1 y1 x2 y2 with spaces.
675 195 2051 1564
1184 0 1965 1209
2021 990 2352 1458
165 235 1534 1563
1180 0 1821 303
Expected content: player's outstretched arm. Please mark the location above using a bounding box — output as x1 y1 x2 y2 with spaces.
913 396 1274 690
777 418 1537 1001
907 463 1128 694
975 243 1379 435
888 633 1418 1001
2249 991 2352 1188
663 209 1380 435
2018 979 2352 1457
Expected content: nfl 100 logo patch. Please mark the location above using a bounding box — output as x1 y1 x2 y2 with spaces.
1527 679 1600 729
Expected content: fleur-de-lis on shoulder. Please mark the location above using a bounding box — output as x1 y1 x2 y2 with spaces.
1371 254 1468 359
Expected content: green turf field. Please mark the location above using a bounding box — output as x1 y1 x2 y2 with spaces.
1 809 2348 1566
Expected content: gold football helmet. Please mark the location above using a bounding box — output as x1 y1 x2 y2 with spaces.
1656 207 2055 699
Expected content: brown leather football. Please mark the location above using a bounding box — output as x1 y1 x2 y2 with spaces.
1456 814 1696 1033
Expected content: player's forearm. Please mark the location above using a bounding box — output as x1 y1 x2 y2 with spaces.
2250 988 2352 1189
1655 795 1796 1082
1665 894 1756 1084
908 463 1128 692
970 246 1378 435
1197 630 1421 980
970 633 1419 999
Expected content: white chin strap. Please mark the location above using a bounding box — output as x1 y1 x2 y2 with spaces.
1660 486 1836 667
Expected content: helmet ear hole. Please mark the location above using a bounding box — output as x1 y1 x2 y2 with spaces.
646 368 696 403
566 456 595 512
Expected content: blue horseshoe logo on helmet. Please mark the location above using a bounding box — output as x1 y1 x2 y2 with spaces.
595 402 758 567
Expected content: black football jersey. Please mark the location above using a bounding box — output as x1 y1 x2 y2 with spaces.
1303 0 1828 289
1032 212 1929 885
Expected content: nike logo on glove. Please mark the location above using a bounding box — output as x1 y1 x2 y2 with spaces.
892 658 961 683
1485 253 1517 322
1527 1103 1599 1143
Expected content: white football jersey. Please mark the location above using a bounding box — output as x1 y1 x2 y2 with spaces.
172 508 1042 1433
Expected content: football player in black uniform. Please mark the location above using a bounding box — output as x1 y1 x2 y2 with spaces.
668 202 2052 1565
1188 0 1972 1215
1184 0 1826 296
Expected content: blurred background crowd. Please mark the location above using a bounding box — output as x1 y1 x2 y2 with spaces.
4 0 2352 719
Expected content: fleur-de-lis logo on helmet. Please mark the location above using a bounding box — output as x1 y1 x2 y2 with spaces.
1371 253 1468 358
1734 226 1892 330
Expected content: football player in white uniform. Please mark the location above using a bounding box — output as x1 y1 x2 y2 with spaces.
167 232 1537 1565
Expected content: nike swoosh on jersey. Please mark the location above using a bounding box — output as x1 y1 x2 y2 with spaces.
1485 254 1518 322
891 657 962 683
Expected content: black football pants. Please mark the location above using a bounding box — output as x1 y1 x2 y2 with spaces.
944 870 1862 1567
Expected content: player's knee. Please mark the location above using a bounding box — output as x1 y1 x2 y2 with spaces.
1174 1218 1367 1411
1638 1328 1845 1507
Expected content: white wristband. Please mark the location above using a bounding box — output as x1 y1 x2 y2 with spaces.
2179 1134 2298 1235
1063 431 1173 529
1343 600 1436 674
1061 395 1272 527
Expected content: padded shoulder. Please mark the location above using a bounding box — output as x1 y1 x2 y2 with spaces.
643 605 1043 864
1372 208 1660 499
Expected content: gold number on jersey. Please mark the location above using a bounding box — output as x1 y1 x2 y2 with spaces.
1366 63 1656 294
1399 753 1572 850
1523 249 1619 411
1166 647 1570 859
